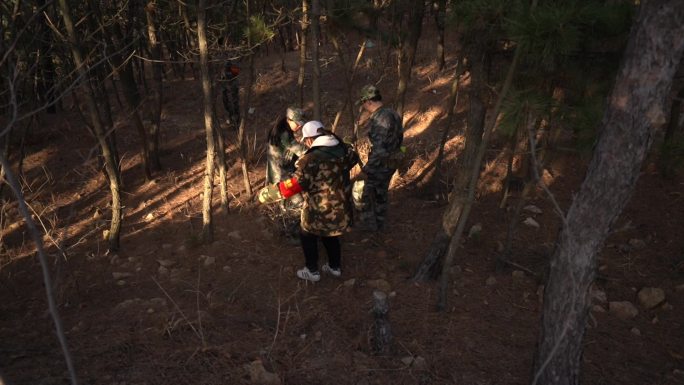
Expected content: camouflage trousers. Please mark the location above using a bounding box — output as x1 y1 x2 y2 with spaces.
359 170 394 231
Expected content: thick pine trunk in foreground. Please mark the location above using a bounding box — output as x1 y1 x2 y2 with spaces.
532 2 684 384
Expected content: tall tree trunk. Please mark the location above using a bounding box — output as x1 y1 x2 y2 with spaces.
36 0 56 113
395 0 424 118
436 45 522 310
146 1 164 171
531 2 684 384
237 1 255 196
297 0 309 107
413 50 487 282
422 57 464 191
0 151 78 385
58 0 122 252
198 0 215 243
433 0 446 70
106 19 153 181
330 38 366 134
214 111 229 213
310 0 321 120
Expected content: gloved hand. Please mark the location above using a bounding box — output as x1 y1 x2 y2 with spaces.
258 184 283 204
343 135 356 145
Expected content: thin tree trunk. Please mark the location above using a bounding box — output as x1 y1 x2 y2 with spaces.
395 0 424 117
146 1 163 171
214 111 229 213
297 0 309 107
0 151 78 385
119 64 153 180
198 0 215 243
106 19 153 180
436 45 522 310
433 0 446 70
59 0 122 252
422 57 463 191
330 38 366 134
310 0 321 120
413 51 486 282
237 1 255 196
532 2 684 383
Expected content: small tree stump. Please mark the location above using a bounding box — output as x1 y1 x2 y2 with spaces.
372 290 392 354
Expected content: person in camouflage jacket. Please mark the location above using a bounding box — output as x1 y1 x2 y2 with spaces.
266 107 308 184
266 107 308 239
356 84 404 231
260 120 359 282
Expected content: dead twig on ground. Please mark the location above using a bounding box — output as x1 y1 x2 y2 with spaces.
152 275 205 344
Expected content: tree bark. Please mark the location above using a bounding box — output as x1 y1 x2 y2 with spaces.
395 0 424 118
0 151 78 385
58 0 122 252
329 37 366 134
297 0 309 107
106 19 153 181
532 2 684 384
198 0 215 243
310 0 321 120
433 0 446 71
412 50 487 282
146 1 164 171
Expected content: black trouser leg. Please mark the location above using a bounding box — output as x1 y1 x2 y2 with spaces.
321 236 341 269
300 231 319 272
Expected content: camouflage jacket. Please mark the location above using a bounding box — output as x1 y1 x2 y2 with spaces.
266 130 307 184
294 136 359 237
365 106 404 173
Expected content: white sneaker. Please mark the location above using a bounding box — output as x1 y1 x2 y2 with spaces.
321 263 341 277
296 267 320 282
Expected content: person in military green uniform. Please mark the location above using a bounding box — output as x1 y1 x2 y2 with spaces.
221 61 240 127
258 120 359 282
356 84 404 232
266 107 307 184
266 107 308 239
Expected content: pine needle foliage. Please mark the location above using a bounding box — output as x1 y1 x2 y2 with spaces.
502 0 634 154
244 15 275 47
499 88 555 138
507 1 633 72
449 0 525 46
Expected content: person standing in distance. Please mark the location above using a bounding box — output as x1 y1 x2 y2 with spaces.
258 121 359 282
221 61 240 127
356 84 404 232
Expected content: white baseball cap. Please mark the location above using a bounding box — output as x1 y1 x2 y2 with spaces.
301 120 324 139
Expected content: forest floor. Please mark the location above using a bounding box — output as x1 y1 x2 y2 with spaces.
1 31 684 385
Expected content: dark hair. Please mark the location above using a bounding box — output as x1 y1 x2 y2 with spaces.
268 116 294 147
369 94 382 102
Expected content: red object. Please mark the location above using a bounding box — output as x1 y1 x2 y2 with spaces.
230 66 240 76
278 177 302 198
